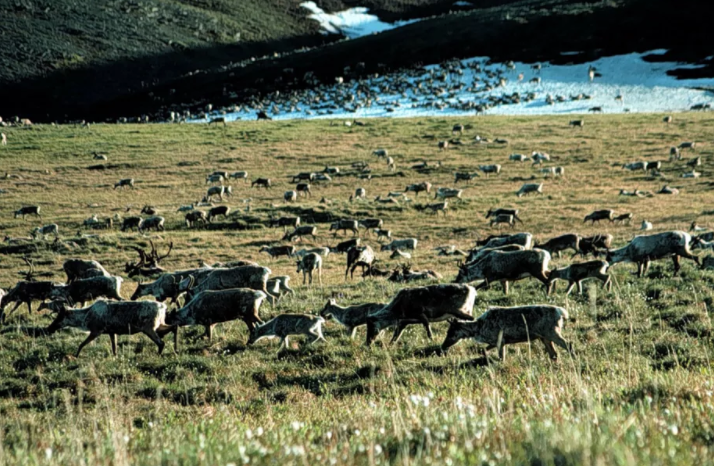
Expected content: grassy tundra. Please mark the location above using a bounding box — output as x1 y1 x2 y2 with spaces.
0 114 713 465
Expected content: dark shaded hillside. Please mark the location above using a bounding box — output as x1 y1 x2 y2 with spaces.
0 0 452 121
1 0 328 81
1 0 712 122
0 0 336 119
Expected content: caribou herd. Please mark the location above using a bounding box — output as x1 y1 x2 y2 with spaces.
0 120 710 364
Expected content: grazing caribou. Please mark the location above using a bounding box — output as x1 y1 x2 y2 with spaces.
181 265 275 305
365 284 476 345
260 245 295 259
49 275 124 305
330 219 359 236
441 305 572 361
297 253 322 285
345 246 375 280
486 208 523 223
208 206 230 221
14 206 41 220
455 249 551 294
167 289 267 344
282 226 317 242
63 259 110 283
535 234 580 258
607 231 699 277
46 300 177 357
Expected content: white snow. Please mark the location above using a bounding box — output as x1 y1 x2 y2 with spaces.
207 50 714 122
300 2 419 39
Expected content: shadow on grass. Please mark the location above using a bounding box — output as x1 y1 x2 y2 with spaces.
424 355 490 374
0 325 49 337
412 344 446 358
252 362 381 397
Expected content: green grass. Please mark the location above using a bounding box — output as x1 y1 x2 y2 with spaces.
0 114 713 465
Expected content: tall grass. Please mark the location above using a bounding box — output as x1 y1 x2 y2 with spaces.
0 114 712 464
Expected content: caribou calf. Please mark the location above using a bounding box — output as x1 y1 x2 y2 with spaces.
614 213 633 224
454 172 479 183
404 182 432 197
205 185 232 201
375 229 391 241
320 299 386 338
516 183 543 197
247 314 326 350
358 218 383 232
576 234 613 258
266 276 294 302
548 260 611 295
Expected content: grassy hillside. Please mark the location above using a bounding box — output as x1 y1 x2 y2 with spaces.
0 114 713 464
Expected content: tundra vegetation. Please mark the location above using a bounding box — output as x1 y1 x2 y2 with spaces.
0 114 713 464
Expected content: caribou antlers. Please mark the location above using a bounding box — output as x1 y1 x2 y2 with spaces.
125 240 173 277
21 257 35 281
141 205 157 215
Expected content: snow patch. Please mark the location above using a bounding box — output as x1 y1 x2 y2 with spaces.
206 50 714 122
300 2 418 39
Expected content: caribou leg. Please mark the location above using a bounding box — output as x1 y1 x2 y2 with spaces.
144 328 166 354
109 334 118 356
672 255 682 276
541 339 558 360
417 314 433 340
76 331 102 357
